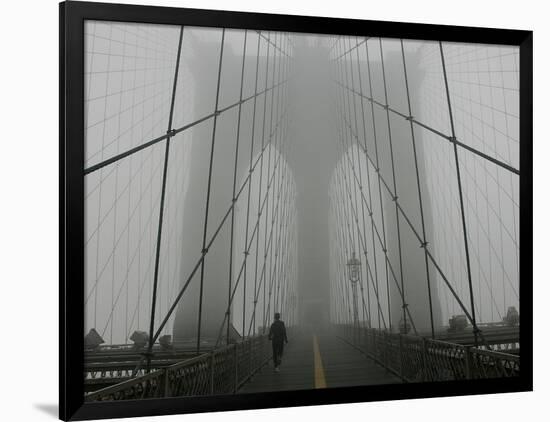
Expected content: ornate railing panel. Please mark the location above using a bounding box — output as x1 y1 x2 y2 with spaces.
400 335 425 382
165 354 212 397
470 348 520 379
211 345 237 394
85 335 270 401
85 370 166 401
86 365 139 381
423 340 468 381
338 325 520 382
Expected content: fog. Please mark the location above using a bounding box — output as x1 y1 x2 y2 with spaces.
83 21 520 346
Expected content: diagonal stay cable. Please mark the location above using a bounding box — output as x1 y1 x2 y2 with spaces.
145 25 185 371
334 118 413 333
331 167 389 330
195 28 227 354
336 106 490 346
137 81 290 361
216 149 290 346
335 80 520 176
242 31 262 338
225 30 249 345
399 38 436 337
83 79 289 176
439 41 480 346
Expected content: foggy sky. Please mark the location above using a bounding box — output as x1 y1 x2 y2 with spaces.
83 21 520 345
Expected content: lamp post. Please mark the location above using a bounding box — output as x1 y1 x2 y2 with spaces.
347 252 361 334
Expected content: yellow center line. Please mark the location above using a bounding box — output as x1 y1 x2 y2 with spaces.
312 335 327 388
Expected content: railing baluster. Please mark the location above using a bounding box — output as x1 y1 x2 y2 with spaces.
421 337 428 382
234 344 238 393
399 334 405 378
163 368 170 398
210 352 215 395
464 346 472 379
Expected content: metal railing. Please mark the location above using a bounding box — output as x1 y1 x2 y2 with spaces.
85 335 270 401
339 325 519 382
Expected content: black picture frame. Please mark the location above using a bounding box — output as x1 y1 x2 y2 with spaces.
60 1 533 420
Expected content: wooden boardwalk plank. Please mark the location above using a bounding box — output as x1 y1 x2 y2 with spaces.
238 331 401 394
239 332 315 393
318 334 401 388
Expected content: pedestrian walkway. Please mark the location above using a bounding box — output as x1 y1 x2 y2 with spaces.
239 330 401 393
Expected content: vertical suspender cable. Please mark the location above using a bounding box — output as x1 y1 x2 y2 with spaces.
379 39 408 336
243 32 262 339
227 30 249 345
146 26 184 370
439 42 479 346
400 39 436 338
196 29 226 354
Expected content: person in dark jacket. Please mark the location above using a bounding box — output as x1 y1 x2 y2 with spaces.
268 313 288 372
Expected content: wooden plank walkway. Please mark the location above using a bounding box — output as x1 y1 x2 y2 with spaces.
239 331 401 393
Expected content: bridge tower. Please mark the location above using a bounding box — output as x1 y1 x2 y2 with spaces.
286 36 339 327
380 49 443 334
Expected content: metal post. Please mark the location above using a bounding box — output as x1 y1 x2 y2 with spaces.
464 346 473 379
399 334 404 379
384 331 389 370
234 344 238 393
163 368 171 398
210 353 215 395
249 337 253 376
421 337 428 382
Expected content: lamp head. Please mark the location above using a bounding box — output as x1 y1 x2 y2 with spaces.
347 252 361 283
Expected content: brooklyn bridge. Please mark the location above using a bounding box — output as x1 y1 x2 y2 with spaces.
81 22 520 400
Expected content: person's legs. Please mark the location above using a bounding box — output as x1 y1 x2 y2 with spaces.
272 341 278 367
274 340 284 367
